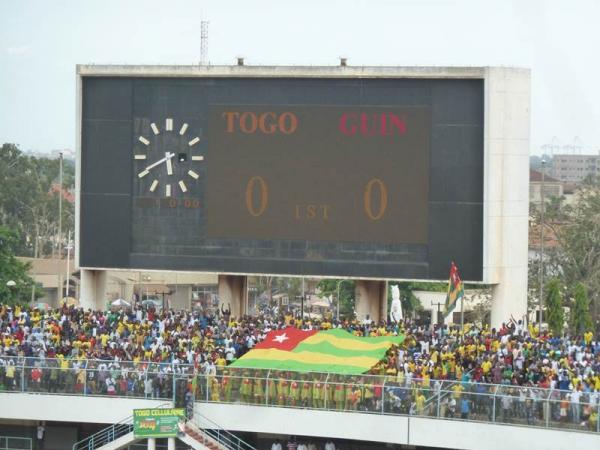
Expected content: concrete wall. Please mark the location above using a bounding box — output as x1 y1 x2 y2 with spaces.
1 393 597 450
0 393 168 424
197 403 599 450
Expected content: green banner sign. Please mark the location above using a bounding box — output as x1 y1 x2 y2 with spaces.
133 408 186 438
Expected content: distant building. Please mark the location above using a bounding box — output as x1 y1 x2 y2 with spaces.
551 153 600 183
529 169 563 204
23 149 75 160
17 257 78 306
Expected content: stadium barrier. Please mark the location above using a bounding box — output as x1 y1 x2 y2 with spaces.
0 356 598 435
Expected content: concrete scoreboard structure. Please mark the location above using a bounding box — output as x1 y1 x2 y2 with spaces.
76 65 530 327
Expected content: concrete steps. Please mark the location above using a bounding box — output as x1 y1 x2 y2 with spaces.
181 424 223 450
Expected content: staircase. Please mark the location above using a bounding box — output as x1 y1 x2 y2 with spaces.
71 405 257 450
72 416 136 450
182 409 256 450
72 403 172 450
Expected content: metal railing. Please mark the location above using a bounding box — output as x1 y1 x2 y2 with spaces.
1 356 599 436
190 408 257 450
0 437 32 450
192 372 600 435
72 402 171 450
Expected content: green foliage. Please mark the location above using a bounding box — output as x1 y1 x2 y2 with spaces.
316 279 355 319
570 283 593 334
545 279 564 335
0 143 75 256
386 281 446 318
0 227 39 305
279 277 302 303
256 276 304 304
529 178 600 329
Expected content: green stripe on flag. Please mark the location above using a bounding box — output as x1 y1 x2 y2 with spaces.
293 340 387 358
229 358 369 375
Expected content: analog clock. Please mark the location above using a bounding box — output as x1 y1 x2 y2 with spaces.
134 118 204 197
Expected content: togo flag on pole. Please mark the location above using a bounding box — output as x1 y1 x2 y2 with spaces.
442 261 464 319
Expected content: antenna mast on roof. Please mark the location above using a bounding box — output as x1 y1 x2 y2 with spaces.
200 21 209 65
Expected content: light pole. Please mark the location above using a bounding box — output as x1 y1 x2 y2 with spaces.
57 152 63 302
539 159 546 331
301 277 305 321
65 230 73 300
336 279 351 322
31 236 42 304
6 280 16 304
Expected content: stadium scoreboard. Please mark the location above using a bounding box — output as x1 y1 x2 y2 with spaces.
79 71 484 280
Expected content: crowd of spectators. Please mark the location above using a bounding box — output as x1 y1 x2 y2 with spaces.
0 303 599 429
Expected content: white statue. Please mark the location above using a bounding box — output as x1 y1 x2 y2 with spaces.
390 285 403 323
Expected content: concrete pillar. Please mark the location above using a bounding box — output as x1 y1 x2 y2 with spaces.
483 68 530 330
431 308 438 328
379 280 388 321
354 280 387 323
147 437 156 450
167 437 176 450
491 268 528 330
123 282 134 304
218 275 247 318
79 269 107 310
170 285 191 310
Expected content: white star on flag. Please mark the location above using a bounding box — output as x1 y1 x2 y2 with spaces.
273 333 289 343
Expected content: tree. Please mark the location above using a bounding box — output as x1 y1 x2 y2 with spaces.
556 181 600 324
0 143 75 257
393 281 447 318
0 227 39 305
255 275 276 305
570 283 593 335
530 177 600 330
545 279 564 335
316 279 355 319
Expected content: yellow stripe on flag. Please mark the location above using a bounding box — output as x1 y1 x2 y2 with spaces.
241 348 379 368
301 333 398 351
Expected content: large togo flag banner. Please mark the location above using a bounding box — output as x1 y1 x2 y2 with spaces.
231 328 404 374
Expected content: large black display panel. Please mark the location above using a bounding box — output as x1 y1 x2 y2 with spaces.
80 76 484 280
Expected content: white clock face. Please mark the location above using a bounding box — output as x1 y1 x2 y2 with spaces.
134 117 205 197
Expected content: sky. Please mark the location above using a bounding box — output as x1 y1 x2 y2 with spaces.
1 0 598 156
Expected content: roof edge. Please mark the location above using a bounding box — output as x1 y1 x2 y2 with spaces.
76 64 529 79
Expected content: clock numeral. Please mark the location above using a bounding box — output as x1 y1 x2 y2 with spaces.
149 180 159 192
192 155 204 161
165 184 171 197
178 181 188 193
150 123 160 135
188 170 199 179
166 118 173 131
188 137 200 146
138 136 150 146
134 154 146 160
179 123 188 135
